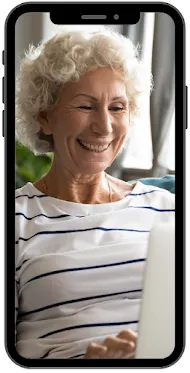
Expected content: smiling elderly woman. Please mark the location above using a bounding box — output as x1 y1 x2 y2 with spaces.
15 27 175 360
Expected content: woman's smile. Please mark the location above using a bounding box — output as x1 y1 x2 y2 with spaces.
77 139 111 152
76 138 111 159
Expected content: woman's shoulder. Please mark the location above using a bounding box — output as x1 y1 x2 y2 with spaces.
131 181 175 209
15 182 46 207
15 182 45 197
15 182 30 196
110 175 175 208
15 183 30 203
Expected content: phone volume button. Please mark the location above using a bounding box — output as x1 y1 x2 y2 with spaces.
2 110 4 137
2 50 4 65
2 77 4 103
186 86 188 130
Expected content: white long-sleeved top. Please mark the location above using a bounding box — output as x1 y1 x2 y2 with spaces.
15 181 175 359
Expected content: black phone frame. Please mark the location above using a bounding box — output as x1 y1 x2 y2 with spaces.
4 1 186 369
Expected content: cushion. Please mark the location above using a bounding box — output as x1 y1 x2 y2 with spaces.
130 175 175 194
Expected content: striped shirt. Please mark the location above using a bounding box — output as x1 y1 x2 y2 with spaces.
15 181 175 359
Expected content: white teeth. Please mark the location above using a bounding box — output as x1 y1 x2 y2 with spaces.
79 140 109 152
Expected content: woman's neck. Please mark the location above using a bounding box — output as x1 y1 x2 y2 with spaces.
36 162 112 204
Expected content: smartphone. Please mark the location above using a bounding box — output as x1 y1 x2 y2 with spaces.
4 1 185 369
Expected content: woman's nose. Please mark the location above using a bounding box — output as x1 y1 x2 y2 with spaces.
92 109 113 135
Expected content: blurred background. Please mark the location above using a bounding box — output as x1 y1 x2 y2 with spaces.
15 12 175 189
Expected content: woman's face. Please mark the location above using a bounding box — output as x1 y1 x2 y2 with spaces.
41 67 130 175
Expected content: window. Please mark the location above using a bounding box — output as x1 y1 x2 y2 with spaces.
122 13 175 172
158 112 175 171
122 13 154 170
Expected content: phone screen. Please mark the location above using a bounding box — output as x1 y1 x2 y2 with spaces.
5 3 184 369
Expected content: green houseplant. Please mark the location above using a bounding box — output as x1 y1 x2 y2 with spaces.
16 141 53 189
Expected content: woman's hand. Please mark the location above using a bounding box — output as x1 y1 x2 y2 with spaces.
84 329 137 359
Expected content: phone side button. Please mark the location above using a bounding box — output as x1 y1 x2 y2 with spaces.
2 110 4 137
2 50 4 65
186 86 188 129
2 77 4 103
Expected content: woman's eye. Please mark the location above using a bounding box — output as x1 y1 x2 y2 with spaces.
110 107 124 111
78 106 92 110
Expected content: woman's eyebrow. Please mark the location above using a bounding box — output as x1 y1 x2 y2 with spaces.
74 94 97 100
73 94 127 101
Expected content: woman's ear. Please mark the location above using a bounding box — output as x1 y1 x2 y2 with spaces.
36 111 53 135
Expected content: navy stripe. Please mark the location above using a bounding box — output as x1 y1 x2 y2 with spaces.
69 353 85 359
39 320 139 339
15 227 149 244
40 351 51 359
16 259 29 271
41 352 85 359
15 194 47 199
15 205 174 220
128 206 175 212
16 212 71 220
19 289 142 317
25 258 146 285
129 190 164 196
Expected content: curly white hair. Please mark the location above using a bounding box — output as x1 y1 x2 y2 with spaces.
16 26 153 154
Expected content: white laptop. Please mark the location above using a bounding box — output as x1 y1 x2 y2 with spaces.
135 222 175 359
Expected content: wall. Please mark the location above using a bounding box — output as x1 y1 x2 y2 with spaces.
15 12 43 75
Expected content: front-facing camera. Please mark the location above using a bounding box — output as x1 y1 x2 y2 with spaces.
113 14 119 20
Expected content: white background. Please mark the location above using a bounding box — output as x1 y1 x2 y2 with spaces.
0 0 188 371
